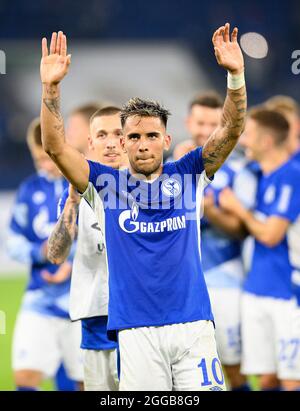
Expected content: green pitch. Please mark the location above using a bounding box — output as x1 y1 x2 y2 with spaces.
0 275 54 391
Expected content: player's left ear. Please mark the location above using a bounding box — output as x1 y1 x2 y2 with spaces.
121 136 127 153
88 134 95 151
164 134 172 151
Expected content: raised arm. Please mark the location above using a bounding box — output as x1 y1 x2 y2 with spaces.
203 23 247 178
48 186 79 264
40 31 89 192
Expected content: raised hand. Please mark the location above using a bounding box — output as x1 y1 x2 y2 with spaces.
212 23 244 74
40 31 71 85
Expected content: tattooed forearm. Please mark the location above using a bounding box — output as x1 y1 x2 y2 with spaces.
47 200 79 264
203 85 247 177
42 83 63 120
43 96 62 121
40 81 89 192
41 83 66 154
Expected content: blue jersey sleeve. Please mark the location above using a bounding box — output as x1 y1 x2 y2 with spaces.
8 181 47 264
57 187 69 220
10 182 30 235
174 147 206 176
269 179 300 223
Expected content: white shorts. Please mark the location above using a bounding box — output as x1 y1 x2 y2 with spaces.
241 292 300 380
83 349 119 391
208 287 242 365
118 320 226 391
12 310 83 381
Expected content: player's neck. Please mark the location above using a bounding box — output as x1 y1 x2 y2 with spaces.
259 148 291 174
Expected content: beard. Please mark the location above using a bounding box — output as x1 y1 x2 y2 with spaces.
130 156 162 178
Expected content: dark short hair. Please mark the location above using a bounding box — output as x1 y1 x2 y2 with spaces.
120 97 171 128
90 106 121 124
71 103 104 123
27 117 42 148
189 91 223 111
249 108 290 146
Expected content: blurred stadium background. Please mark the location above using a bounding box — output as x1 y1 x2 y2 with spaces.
0 0 299 390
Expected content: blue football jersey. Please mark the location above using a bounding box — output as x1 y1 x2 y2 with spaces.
289 150 300 304
83 147 214 339
58 189 117 350
244 159 300 300
8 171 70 318
201 159 259 289
201 163 241 288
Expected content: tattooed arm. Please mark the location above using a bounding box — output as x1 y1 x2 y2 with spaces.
47 187 80 264
203 23 247 178
40 31 89 192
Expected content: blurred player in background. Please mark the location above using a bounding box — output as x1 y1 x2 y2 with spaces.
220 108 300 391
175 92 251 390
186 92 223 148
48 106 128 390
265 97 300 353
66 103 104 155
40 25 246 390
172 91 222 162
6 119 83 391
265 95 300 160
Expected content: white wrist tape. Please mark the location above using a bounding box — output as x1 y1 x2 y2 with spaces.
227 71 245 90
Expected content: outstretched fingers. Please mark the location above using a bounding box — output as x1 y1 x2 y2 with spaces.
56 31 63 54
61 34 67 57
212 26 225 47
44 31 68 56
231 27 238 42
213 23 239 46
42 38 48 57
212 28 219 45
224 23 230 42
49 32 57 54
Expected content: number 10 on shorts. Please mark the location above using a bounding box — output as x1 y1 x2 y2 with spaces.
198 357 225 387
